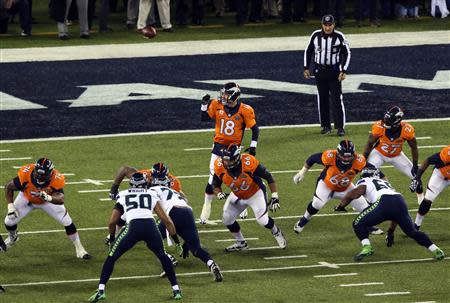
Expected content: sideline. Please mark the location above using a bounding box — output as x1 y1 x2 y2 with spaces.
1 31 449 63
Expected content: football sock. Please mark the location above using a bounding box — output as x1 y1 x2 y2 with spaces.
200 195 214 221
232 231 245 242
428 244 438 252
68 232 80 243
415 214 424 227
361 239 371 246
172 285 180 291
207 260 214 267
98 284 105 291
271 225 279 235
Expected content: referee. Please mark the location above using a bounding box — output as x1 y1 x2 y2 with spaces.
304 14 351 137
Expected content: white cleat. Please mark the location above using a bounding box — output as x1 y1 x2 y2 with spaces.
370 227 384 235
197 219 218 225
239 209 248 219
4 234 19 248
293 221 304 234
225 241 248 252
273 229 287 249
76 249 92 260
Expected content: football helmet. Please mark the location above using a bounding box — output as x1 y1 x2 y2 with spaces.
151 162 170 187
33 158 54 185
129 172 148 188
219 82 240 107
360 166 381 179
383 106 404 129
221 144 241 170
336 140 355 166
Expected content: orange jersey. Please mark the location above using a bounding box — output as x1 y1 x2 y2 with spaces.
321 150 366 192
207 99 256 145
17 164 65 205
214 154 261 199
139 169 182 192
372 120 415 157
438 145 450 179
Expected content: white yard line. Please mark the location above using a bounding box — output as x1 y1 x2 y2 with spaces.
416 137 432 140
216 237 259 242
0 157 31 161
4 257 448 287
2 31 449 63
314 273 359 278
0 149 11 152
184 147 211 151
246 246 281 251
264 255 308 260
1 117 449 144
340 282 384 287
418 145 447 149
62 173 76 176
78 189 110 193
364 292 411 297
412 301 436 303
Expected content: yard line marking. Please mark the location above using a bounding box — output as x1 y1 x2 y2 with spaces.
99 198 111 201
184 147 211 151
0 149 11 152
62 173 75 176
319 262 340 268
4 257 447 287
314 273 359 278
1 117 449 143
364 292 411 297
416 137 432 140
411 301 436 303
418 145 446 149
12 166 21 169
83 179 104 185
340 282 384 287
78 189 110 193
246 246 281 251
0 157 32 161
216 237 259 242
2 207 449 237
264 255 308 260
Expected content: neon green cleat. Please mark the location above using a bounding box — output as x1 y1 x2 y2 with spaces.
89 290 106 302
432 248 445 261
353 244 374 262
173 289 182 300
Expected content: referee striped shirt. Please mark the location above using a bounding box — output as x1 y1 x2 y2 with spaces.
304 29 351 72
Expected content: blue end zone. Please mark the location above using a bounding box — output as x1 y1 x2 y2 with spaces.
0 44 449 139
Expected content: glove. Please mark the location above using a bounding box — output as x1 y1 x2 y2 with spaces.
181 242 189 259
217 192 228 200
244 147 256 156
268 193 280 212
293 167 308 184
201 94 211 105
334 205 347 212
175 243 183 257
39 191 53 202
411 165 419 177
104 234 115 247
109 184 119 200
7 203 18 220
409 178 421 193
386 230 395 247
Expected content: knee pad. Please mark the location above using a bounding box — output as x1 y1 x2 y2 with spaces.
307 201 319 215
263 217 274 229
64 223 77 235
205 183 214 195
418 199 432 216
222 211 235 226
226 221 240 233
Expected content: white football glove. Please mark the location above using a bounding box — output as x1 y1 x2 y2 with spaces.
293 167 308 184
39 191 53 202
217 192 227 200
268 192 280 212
7 203 18 220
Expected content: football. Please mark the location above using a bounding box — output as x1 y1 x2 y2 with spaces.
142 26 157 39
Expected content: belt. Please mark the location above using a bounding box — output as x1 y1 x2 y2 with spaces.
316 65 337 70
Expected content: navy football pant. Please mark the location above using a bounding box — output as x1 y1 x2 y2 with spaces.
159 207 212 264
100 218 177 286
353 194 433 248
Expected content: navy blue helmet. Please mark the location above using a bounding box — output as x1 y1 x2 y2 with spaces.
151 162 170 187
129 172 148 188
221 144 241 169
360 166 381 179
33 158 54 185
336 140 355 165
383 106 404 129
220 82 241 107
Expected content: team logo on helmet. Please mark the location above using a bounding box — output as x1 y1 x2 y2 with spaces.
220 82 241 107
336 140 355 166
129 172 148 188
383 106 404 129
33 158 54 185
151 162 170 187
221 144 242 170
360 166 381 179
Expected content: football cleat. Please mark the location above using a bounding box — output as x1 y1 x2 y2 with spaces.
209 262 223 282
369 226 384 235
89 290 106 302
432 248 445 261
0 285 5 293
273 229 287 249
0 235 7 252
225 241 248 252
293 221 304 234
76 249 92 260
239 209 248 219
172 289 182 300
353 244 374 262
4 233 19 248
160 254 179 278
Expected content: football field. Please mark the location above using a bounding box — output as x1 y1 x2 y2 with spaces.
0 120 449 303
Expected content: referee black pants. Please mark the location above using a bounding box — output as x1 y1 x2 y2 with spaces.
314 68 345 129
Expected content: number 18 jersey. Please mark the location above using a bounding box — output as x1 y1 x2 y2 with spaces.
116 188 157 223
356 177 400 204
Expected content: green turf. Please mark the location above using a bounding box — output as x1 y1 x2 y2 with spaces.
1 0 449 48
0 121 449 302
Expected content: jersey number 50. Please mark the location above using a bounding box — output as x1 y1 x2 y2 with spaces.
125 194 153 211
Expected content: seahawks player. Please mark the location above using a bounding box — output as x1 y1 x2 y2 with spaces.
336 167 445 262
0 235 5 293
89 173 183 302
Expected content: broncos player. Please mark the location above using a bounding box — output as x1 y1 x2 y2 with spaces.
363 106 424 204
410 145 450 230
212 144 286 251
89 173 182 302
293 140 383 234
336 167 445 262
3 158 90 259
200 82 259 224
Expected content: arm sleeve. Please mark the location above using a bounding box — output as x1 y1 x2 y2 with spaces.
13 176 22 190
114 202 125 215
306 153 324 167
211 174 223 189
250 124 259 142
253 164 275 183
